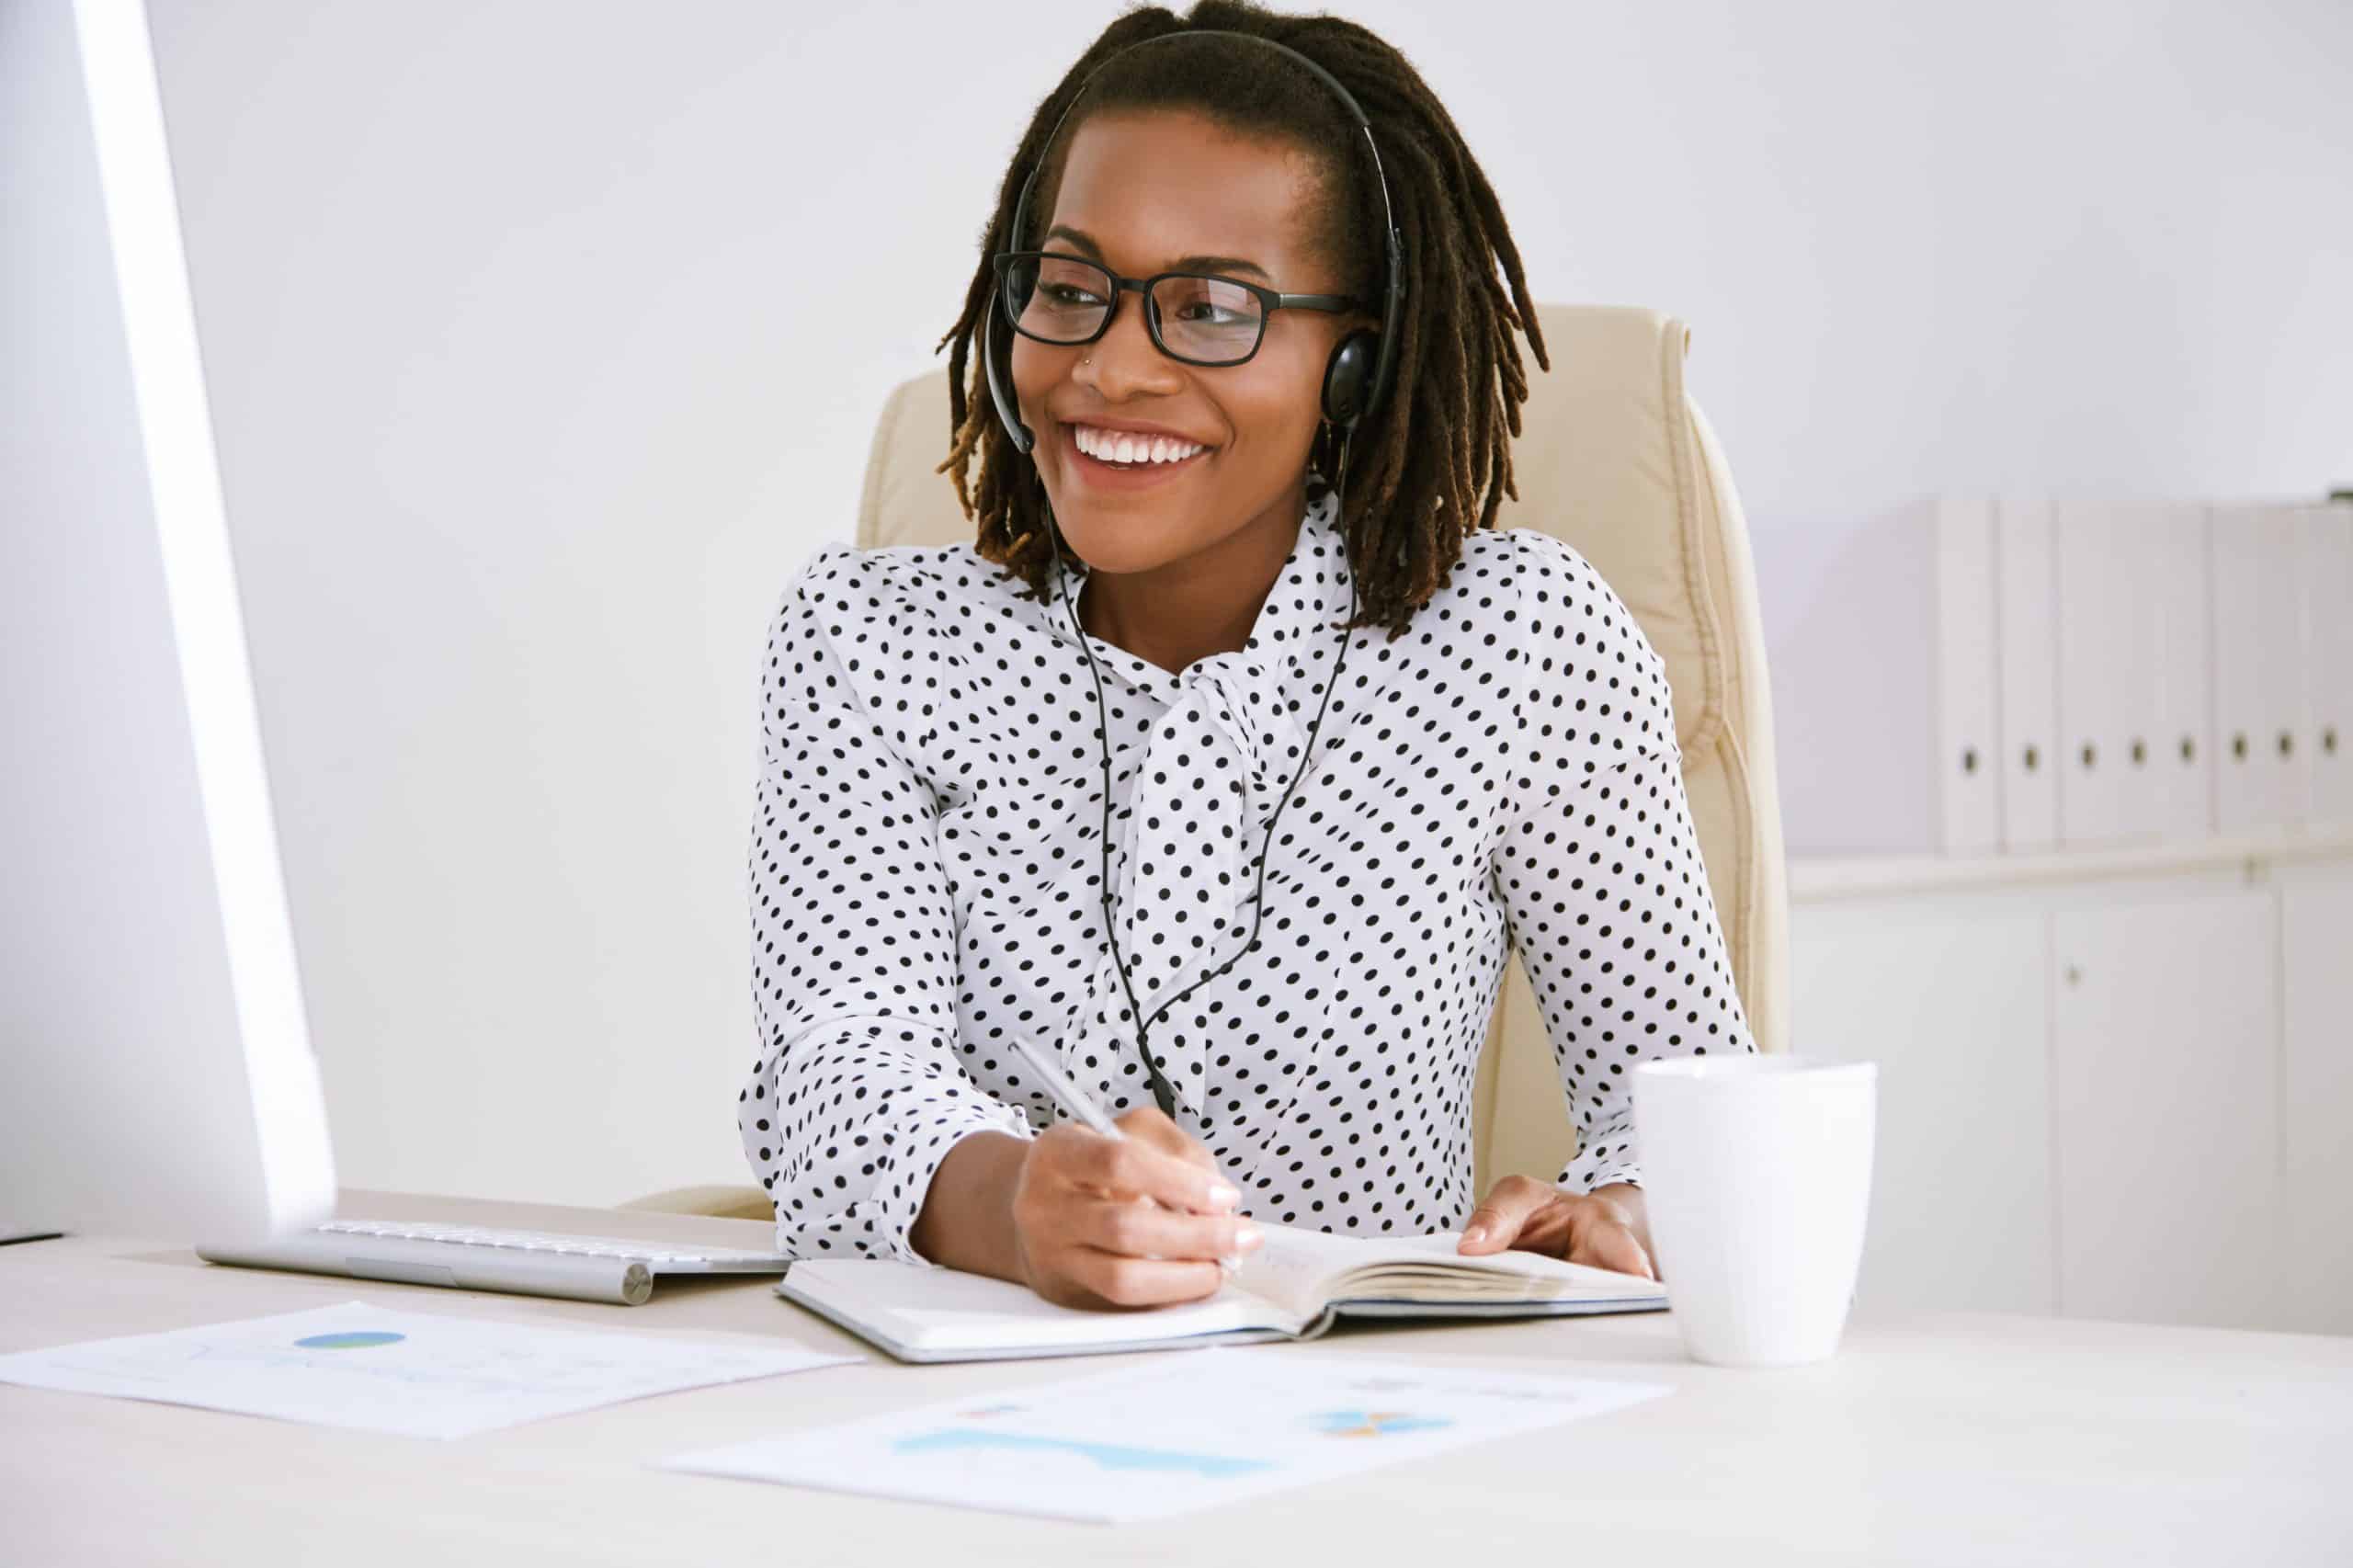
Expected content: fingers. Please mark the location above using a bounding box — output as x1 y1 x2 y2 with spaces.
1014 1119 1255 1312
1114 1105 1219 1174
1051 1123 1239 1214
1458 1174 1558 1255
1451 1179 1661 1280
1567 1207 1658 1281
1073 1192 1263 1265
1048 1251 1229 1311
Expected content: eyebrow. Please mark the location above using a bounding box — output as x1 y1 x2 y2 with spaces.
1043 224 1272 282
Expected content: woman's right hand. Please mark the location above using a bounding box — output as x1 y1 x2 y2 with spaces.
1008 1107 1263 1311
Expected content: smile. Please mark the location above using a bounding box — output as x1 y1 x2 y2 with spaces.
1063 422 1213 489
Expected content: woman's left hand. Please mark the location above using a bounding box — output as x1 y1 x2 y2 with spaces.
1456 1175 1658 1281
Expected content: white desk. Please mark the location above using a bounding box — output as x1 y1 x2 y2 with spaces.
4 1188 2348 1565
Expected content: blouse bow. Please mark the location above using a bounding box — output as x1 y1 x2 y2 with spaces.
1031 490 1365 1128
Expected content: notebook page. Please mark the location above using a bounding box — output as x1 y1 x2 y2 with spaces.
1232 1225 1659 1316
1337 1233 1658 1289
1228 1224 1445 1316
780 1258 1306 1354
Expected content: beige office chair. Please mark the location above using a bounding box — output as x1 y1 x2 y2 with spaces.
626 303 1788 1221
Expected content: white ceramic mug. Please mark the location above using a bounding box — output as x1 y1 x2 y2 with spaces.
1631 1054 1876 1368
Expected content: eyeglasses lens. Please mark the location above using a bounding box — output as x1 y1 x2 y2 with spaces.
1004 255 1264 366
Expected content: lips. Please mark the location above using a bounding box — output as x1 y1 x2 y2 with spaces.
1065 422 1212 465
1060 422 1213 490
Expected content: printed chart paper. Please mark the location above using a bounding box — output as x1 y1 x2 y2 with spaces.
0 1299 857 1439
657 1349 1673 1520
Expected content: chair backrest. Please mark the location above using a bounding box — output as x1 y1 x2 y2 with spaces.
856 302 1790 1195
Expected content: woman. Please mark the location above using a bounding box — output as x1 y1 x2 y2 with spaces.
741 0 1756 1310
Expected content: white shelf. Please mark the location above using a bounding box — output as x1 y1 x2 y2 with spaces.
1789 824 2353 903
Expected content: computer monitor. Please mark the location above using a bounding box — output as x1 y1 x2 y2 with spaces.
1 0 336 1246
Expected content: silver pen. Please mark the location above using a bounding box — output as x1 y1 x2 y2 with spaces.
1004 1035 1243 1277
1005 1033 1124 1140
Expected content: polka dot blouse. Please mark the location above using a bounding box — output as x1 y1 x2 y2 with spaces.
741 484 1757 1264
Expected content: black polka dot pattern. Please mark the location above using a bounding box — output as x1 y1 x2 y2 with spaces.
741 487 1756 1264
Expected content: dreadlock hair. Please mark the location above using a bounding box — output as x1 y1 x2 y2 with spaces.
933 0 1550 640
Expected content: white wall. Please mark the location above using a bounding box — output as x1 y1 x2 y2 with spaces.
140 0 2353 1206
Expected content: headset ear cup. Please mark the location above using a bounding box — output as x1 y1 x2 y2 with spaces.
1321 329 1376 428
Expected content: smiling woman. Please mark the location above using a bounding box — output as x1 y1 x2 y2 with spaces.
937 1 1550 653
738 0 1758 1312
1002 106 1368 673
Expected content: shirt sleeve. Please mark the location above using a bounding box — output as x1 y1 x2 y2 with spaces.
739 547 1035 1265
1490 531 1759 1195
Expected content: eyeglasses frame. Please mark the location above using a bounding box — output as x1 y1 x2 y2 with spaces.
991 249 1369 369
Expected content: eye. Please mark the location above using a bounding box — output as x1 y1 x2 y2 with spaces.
1173 296 1249 325
1156 276 1261 335
1163 280 1247 321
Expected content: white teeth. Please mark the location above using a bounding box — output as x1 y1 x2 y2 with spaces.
1074 425 1205 464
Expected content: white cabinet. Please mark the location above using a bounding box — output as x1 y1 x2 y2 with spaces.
1791 903 2052 1316
2279 862 2353 1336
1790 833 2352 1335
2051 893 2279 1331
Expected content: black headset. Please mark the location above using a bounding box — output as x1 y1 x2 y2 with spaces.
978 28 1408 1126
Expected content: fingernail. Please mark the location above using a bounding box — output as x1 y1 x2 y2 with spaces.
1207 1181 1241 1210
1463 1224 1487 1245
1235 1223 1264 1251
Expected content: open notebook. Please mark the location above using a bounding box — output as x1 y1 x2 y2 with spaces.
774 1222 1669 1363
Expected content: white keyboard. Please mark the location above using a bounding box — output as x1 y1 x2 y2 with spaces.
193 1217 790 1306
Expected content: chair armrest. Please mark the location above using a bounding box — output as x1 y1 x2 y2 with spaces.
615 1184 775 1221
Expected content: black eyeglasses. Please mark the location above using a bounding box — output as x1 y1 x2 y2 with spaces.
992 250 1365 369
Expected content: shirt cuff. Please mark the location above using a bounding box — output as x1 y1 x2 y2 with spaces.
1560 1144 1642 1196
883 1098 1039 1268
774 1096 1037 1267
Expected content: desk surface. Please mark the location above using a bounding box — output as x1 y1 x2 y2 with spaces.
4 1188 2348 1566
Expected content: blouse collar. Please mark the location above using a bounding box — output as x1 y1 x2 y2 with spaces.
1028 483 1355 711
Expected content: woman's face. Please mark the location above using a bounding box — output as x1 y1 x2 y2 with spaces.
1009 108 1370 578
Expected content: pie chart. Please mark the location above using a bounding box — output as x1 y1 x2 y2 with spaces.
293 1331 406 1349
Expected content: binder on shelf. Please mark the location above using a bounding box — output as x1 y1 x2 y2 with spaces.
1768 493 2001 856
1933 494 2003 855
2258 504 2316 828
2147 503 2214 842
2297 502 2351 826
2209 502 2258 831
1994 494 2059 850
2209 502 2313 833
2054 500 2162 847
